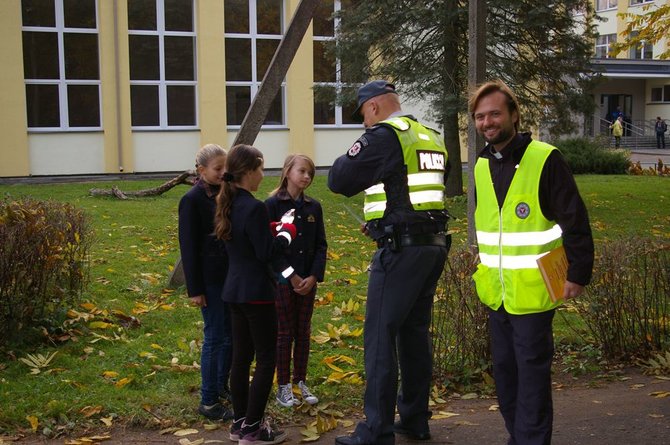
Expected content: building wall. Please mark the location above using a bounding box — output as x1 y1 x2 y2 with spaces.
0 0 30 177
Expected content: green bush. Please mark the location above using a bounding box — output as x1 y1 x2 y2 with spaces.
0 198 93 346
550 136 630 174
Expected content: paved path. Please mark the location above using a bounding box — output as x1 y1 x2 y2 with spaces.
8 370 669 444
629 148 670 168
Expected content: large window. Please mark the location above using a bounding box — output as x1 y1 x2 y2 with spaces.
313 0 362 126
224 0 284 126
651 86 670 103
629 31 653 59
595 34 617 58
596 0 617 11
22 0 100 130
128 0 197 128
630 0 653 5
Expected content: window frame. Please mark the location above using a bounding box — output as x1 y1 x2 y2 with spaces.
128 0 198 130
22 0 102 132
313 0 361 128
224 0 286 128
629 31 653 59
595 33 617 58
596 0 618 11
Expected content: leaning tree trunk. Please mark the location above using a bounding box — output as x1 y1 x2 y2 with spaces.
89 170 196 199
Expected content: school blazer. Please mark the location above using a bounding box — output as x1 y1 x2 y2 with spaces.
178 181 228 298
222 189 289 304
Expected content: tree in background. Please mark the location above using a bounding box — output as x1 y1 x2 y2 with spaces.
609 3 670 60
334 0 599 196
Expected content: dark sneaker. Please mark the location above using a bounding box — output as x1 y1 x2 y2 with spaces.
198 402 234 421
230 417 245 441
297 380 318 405
239 419 286 445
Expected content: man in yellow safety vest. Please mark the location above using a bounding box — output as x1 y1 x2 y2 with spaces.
469 80 594 445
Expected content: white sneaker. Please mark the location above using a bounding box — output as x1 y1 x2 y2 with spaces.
276 383 298 408
297 381 318 405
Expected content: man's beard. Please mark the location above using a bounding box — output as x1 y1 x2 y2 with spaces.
483 126 514 146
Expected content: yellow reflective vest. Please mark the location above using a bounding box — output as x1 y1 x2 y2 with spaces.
363 117 447 221
472 140 563 314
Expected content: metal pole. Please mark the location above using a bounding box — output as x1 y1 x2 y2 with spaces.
467 0 486 247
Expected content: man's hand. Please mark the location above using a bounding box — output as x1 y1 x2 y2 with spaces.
562 281 585 300
190 295 207 307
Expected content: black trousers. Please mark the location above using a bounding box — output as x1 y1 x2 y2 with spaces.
228 303 277 425
489 306 555 445
354 244 447 445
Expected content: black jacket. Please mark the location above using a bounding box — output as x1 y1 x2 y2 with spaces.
222 188 290 303
265 190 327 282
328 114 450 239
178 180 228 298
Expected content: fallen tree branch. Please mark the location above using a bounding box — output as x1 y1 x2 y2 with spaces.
89 170 196 198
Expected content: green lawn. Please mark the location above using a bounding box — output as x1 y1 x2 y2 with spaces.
0 174 667 436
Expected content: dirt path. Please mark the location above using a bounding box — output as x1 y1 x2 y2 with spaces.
5 369 669 445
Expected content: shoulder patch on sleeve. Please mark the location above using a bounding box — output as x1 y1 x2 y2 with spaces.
347 141 363 158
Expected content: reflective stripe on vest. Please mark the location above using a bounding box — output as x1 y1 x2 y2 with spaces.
363 117 447 221
472 140 563 315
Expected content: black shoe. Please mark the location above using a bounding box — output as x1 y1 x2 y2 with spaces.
334 434 371 445
393 421 431 440
198 402 234 421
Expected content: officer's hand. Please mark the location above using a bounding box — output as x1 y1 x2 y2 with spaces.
360 224 370 238
562 281 585 300
190 295 207 307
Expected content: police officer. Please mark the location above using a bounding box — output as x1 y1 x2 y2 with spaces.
329 80 451 445
469 80 594 445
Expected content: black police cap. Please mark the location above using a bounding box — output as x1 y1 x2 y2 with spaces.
351 80 397 122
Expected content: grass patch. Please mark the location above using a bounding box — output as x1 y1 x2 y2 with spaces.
0 174 668 436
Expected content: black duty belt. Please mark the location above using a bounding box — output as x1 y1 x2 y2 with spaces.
376 233 450 249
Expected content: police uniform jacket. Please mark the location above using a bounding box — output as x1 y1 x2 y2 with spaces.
265 190 327 282
477 132 594 285
328 114 450 240
222 188 290 304
178 180 228 298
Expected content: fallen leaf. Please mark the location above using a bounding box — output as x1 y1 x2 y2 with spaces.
433 411 460 419
649 391 670 398
79 405 103 418
115 377 133 388
174 429 199 437
26 415 38 432
179 439 204 445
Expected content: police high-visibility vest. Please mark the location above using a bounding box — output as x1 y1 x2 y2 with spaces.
472 140 563 314
363 117 447 221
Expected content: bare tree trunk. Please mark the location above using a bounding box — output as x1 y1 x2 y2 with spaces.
89 171 196 199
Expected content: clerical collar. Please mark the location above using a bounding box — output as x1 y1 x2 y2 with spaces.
490 145 503 159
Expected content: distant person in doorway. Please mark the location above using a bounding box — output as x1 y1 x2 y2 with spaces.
610 116 623 148
655 116 667 149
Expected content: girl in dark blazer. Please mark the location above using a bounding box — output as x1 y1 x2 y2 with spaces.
214 144 295 445
265 154 327 408
178 144 232 420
